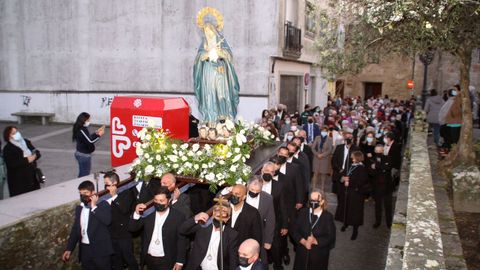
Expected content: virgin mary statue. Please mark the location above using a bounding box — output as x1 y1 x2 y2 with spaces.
194 7 240 126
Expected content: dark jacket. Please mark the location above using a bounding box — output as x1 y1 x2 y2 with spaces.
227 202 263 246
3 139 40 196
129 207 188 268
75 126 100 154
180 218 239 270
171 193 193 218
335 164 368 226
278 163 304 219
235 260 267 270
290 209 336 270
385 141 402 170
132 179 161 204
302 123 321 144
66 201 114 260
368 155 394 194
110 189 135 239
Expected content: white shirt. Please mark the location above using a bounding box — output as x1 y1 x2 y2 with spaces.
246 194 260 210
135 181 143 199
231 203 244 227
384 142 392 156
262 180 272 194
279 164 287 175
342 145 350 170
147 208 170 257
80 204 94 244
106 194 118 205
200 226 221 270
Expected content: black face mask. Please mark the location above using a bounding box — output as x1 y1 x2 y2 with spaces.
262 173 273 182
248 191 260 198
358 125 364 129
80 194 90 205
274 169 280 176
308 119 314 124
288 151 295 157
345 138 353 145
238 256 251 267
309 200 320 209
277 155 287 164
154 203 168 212
299 137 305 143
229 195 240 205
212 218 223 228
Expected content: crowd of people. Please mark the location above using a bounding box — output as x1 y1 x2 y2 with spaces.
54 94 414 270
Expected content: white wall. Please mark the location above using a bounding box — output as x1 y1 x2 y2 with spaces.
0 0 279 123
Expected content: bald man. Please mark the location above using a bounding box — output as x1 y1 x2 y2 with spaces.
226 184 263 249
236 239 266 270
161 173 193 218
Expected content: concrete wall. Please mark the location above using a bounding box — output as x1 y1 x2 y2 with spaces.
0 0 281 123
341 50 480 99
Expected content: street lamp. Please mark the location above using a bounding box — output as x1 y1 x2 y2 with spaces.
419 49 435 107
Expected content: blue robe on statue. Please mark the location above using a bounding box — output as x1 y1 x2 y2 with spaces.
193 25 240 124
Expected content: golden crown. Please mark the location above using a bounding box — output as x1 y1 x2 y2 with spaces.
196 7 224 31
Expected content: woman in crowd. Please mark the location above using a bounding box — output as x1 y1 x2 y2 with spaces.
72 112 105 177
3 126 40 196
360 132 377 161
279 114 292 140
311 126 333 191
290 190 336 270
335 151 368 240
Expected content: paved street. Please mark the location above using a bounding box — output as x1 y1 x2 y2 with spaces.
0 121 391 270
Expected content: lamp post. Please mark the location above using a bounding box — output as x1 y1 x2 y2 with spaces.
419 49 435 107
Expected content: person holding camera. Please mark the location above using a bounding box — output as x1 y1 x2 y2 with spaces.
72 112 105 177
2 126 41 197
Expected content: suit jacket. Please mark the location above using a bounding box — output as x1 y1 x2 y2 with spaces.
110 188 136 239
368 155 394 194
291 152 311 194
331 144 360 181
302 143 314 170
180 218 239 270
386 141 402 170
172 193 193 218
132 179 161 204
228 202 263 246
303 123 321 144
269 179 288 229
66 201 114 260
278 163 304 216
129 207 187 268
255 191 275 245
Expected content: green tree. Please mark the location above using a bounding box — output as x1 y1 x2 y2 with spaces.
315 0 480 166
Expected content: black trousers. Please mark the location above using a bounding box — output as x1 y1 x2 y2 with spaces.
145 254 170 270
373 192 393 226
270 227 284 270
80 243 111 270
112 238 139 270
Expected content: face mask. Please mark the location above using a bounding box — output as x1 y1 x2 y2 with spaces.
299 137 305 143
345 138 353 145
291 126 298 131
229 195 240 206
288 151 295 157
383 138 389 144
308 119 314 124
84 122 90 127
285 120 291 124
309 200 320 209
80 194 90 205
262 173 273 182
366 137 374 143
277 155 287 164
372 119 378 124
238 256 251 268
375 133 382 138
321 131 328 137
358 125 364 129
248 191 260 198
286 135 294 141
451 90 457 96
154 203 168 212
212 218 223 228
12 131 22 141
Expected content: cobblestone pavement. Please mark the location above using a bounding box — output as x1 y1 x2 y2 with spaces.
0 121 391 270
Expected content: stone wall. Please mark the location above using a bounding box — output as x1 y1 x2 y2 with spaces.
0 201 80 270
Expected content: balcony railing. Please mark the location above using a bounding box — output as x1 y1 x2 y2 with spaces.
283 22 302 59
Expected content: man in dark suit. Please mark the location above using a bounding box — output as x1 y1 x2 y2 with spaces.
260 161 288 270
129 186 187 270
62 180 113 269
160 173 193 218
276 147 304 217
179 204 239 270
302 115 321 144
133 178 161 204
331 129 359 194
104 172 138 270
226 184 263 247
383 132 402 186
246 177 275 264
287 141 311 199
369 145 394 228
297 131 314 169
236 239 267 270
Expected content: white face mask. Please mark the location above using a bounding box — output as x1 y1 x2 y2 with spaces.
366 137 374 143
291 126 298 131
286 135 294 141
84 121 91 127
13 131 22 141
451 90 457 96
321 131 328 137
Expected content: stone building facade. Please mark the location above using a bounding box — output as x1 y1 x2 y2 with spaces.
338 49 480 100
0 0 328 124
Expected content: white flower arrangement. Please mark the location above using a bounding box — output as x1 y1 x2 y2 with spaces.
129 119 275 192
